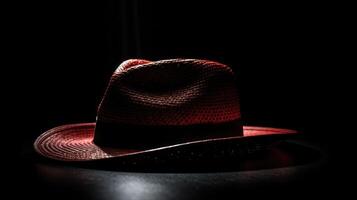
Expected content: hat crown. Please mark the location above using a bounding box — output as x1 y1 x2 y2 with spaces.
93 59 243 148
97 59 241 126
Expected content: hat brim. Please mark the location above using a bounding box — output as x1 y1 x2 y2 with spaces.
34 123 297 161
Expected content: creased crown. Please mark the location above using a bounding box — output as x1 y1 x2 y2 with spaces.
96 59 241 126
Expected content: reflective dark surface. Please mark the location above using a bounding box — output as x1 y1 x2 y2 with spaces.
14 139 329 200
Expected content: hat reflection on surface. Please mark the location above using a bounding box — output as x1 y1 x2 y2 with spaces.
34 151 326 200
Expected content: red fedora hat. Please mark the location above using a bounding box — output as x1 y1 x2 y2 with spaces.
34 59 297 161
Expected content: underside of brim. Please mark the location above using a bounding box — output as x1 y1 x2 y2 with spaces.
34 123 297 161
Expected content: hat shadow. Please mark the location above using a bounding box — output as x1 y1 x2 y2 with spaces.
35 140 323 173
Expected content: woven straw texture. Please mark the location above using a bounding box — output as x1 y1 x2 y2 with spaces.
34 123 296 161
34 59 297 161
97 59 241 125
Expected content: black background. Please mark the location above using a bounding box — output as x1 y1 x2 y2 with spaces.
5 0 335 199
8 1 334 144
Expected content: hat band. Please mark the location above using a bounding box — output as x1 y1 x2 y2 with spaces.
93 120 243 149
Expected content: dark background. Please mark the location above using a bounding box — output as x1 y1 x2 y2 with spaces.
5 0 335 199
8 1 334 145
